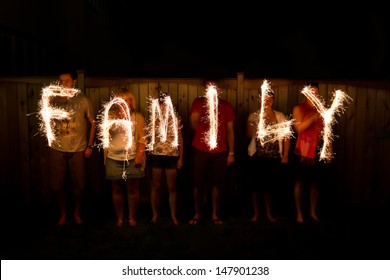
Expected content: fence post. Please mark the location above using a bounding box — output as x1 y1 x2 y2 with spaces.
76 69 85 93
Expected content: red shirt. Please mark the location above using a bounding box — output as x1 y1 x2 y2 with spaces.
190 96 235 153
295 100 324 159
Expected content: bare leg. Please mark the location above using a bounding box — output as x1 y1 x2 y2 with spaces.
166 169 179 225
112 181 124 226
251 192 259 222
294 181 304 223
211 186 222 224
264 192 277 222
151 168 163 223
310 182 320 221
69 151 85 225
127 178 140 226
189 188 201 224
73 188 84 224
57 190 67 225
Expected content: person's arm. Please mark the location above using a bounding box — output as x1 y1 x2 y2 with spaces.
276 111 290 164
177 119 184 170
190 111 200 130
292 104 318 134
246 118 256 138
134 113 146 166
85 116 96 158
227 120 235 165
281 137 290 164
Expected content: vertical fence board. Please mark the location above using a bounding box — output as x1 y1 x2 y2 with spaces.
0 82 9 190
278 85 289 116
247 88 259 117
27 83 46 202
139 83 150 118
379 90 390 203
345 86 357 203
355 88 368 203
363 88 377 203
6 82 21 201
332 84 349 201
17 83 30 202
159 82 168 94
168 82 178 107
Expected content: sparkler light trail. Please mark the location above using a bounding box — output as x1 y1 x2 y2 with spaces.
97 96 134 152
256 80 294 145
146 93 179 151
38 82 80 146
97 95 136 180
301 85 352 160
204 83 219 150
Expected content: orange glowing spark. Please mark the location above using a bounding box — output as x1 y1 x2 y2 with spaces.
38 82 80 146
257 80 294 145
204 83 219 150
146 93 179 151
301 86 352 160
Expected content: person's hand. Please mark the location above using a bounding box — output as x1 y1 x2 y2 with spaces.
134 153 144 167
177 158 183 170
227 154 235 166
85 147 93 158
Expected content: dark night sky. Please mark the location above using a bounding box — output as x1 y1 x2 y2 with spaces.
92 4 390 80
1 2 389 80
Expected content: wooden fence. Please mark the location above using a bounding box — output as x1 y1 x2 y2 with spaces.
1 73 389 213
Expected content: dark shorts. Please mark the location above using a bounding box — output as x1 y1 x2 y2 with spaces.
147 154 179 170
105 157 145 180
191 148 227 190
49 149 85 192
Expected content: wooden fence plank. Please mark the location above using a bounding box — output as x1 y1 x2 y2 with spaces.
0 82 9 190
17 83 30 202
27 83 45 202
6 82 20 200
277 85 289 116
168 82 178 107
378 90 390 204
331 84 349 201
363 88 377 203
345 86 357 203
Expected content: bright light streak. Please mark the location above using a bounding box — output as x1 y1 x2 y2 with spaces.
38 82 80 146
301 86 352 160
256 80 294 145
146 94 179 151
204 83 219 150
98 96 134 151
97 96 136 180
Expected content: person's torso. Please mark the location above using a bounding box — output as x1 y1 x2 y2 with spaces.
191 97 234 153
51 94 93 152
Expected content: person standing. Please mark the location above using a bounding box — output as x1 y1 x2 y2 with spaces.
104 89 146 227
188 83 235 225
246 90 290 223
147 92 184 225
49 71 96 225
292 82 332 223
